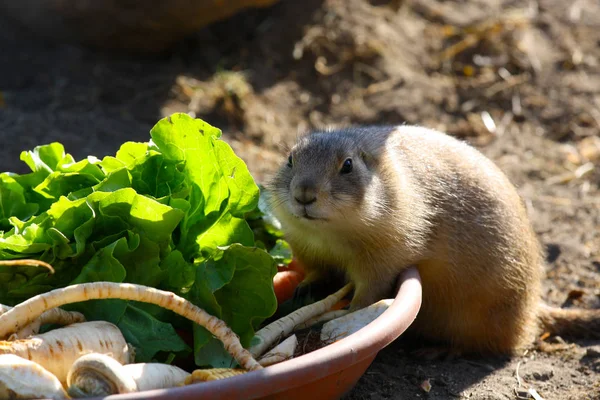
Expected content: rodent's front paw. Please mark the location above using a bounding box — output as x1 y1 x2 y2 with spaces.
349 290 380 311
292 279 332 303
292 281 311 302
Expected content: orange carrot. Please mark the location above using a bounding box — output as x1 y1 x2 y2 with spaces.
273 270 304 304
286 259 305 274
331 298 351 311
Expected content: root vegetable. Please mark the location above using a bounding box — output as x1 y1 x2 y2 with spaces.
0 281 262 371
68 352 136 397
0 305 86 340
118 361 189 391
0 259 55 274
293 309 350 331
14 307 86 340
67 353 190 397
331 298 351 311
0 304 10 315
320 299 393 344
258 334 297 367
284 259 305 274
0 354 68 400
273 270 304 304
0 321 133 385
249 282 354 358
185 368 247 384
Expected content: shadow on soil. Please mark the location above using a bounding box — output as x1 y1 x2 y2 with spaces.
0 0 324 173
346 336 512 399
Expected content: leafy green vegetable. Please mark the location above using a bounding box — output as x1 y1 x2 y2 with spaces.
0 113 278 366
269 239 293 265
246 186 285 251
0 174 38 232
191 244 279 367
149 114 258 261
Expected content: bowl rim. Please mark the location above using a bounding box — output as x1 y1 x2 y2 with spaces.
97 267 422 400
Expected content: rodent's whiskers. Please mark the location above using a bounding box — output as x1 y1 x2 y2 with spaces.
266 192 290 211
323 196 346 220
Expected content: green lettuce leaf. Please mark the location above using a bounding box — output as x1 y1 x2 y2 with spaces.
0 113 279 367
117 304 191 362
0 174 38 232
191 244 277 367
149 113 259 261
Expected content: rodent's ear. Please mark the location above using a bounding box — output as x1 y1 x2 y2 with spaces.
360 150 371 164
359 150 377 170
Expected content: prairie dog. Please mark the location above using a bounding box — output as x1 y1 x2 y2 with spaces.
267 125 599 354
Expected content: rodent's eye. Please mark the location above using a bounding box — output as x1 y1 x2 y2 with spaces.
287 154 293 168
340 158 353 174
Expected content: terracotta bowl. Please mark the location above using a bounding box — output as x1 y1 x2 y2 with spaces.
97 267 422 400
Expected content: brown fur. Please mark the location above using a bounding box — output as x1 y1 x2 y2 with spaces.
267 125 599 355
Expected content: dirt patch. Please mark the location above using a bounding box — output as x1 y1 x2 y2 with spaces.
1 0 599 398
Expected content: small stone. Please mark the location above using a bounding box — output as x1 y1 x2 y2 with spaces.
420 378 432 393
522 361 555 382
532 369 554 381
578 136 600 162
515 390 530 399
585 346 600 358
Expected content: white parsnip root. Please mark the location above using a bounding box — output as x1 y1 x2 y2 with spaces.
0 304 10 315
0 321 133 385
120 361 189 391
67 353 190 397
249 282 354 358
258 334 298 367
0 354 68 400
293 309 350 331
320 299 393 344
14 307 86 340
0 282 263 371
0 304 86 340
69 352 136 396
0 259 55 274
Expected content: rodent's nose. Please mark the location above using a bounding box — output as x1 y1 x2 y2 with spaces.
293 184 317 205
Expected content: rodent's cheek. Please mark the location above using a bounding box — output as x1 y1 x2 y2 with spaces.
267 189 297 219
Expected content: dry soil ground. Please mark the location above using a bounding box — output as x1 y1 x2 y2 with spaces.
0 0 599 399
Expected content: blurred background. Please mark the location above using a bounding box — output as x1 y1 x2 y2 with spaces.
0 0 598 398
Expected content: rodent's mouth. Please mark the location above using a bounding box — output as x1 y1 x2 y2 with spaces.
303 214 320 221
289 209 327 221
301 210 327 221
286 202 328 221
